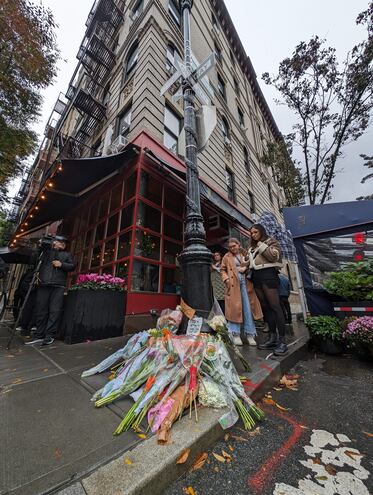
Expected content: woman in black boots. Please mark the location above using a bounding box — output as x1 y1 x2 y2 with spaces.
247 224 287 355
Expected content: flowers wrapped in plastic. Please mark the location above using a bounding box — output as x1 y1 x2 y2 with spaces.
156 307 183 334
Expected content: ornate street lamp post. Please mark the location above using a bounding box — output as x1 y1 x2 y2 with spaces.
178 0 213 318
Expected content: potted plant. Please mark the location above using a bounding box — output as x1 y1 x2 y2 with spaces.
306 316 344 355
62 273 126 344
324 259 373 318
343 316 373 362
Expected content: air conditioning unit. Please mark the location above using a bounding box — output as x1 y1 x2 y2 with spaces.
109 135 128 155
119 122 130 136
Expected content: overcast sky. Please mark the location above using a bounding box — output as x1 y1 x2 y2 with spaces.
14 0 372 203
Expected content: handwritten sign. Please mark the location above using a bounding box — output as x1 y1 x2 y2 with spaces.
187 316 203 335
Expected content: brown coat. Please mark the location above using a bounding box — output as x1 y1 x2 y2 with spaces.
221 252 263 323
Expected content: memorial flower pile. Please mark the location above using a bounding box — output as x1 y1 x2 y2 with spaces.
82 307 264 443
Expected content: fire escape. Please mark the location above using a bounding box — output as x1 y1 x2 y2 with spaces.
67 0 124 145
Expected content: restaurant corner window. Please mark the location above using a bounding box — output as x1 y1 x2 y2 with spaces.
132 261 159 292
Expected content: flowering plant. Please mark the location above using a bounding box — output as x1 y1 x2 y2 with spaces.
344 316 373 347
71 273 126 291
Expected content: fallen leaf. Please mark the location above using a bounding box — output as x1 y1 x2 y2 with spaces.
325 464 337 476
212 452 226 463
316 476 328 481
191 452 208 471
221 450 232 461
42 368 49 372
345 450 364 460
183 487 196 495
231 435 249 442
228 445 234 452
137 433 147 439
362 431 373 438
275 403 291 412
224 433 230 442
280 375 298 390
300 425 309 430
273 387 283 391
177 448 191 464
213 466 219 472
248 427 261 437
312 458 322 465
263 397 276 406
124 458 133 466
54 448 62 460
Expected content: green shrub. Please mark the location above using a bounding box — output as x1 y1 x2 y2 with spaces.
324 259 373 301
306 316 343 341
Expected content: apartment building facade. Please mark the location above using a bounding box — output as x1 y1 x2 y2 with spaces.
12 0 295 330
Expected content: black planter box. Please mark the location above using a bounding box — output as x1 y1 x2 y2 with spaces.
333 301 373 319
62 289 126 344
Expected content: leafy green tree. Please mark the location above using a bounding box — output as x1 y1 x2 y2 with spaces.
261 139 305 206
357 153 373 200
0 0 59 200
0 210 12 246
263 2 373 204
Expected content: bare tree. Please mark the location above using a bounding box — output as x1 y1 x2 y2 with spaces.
357 153 373 200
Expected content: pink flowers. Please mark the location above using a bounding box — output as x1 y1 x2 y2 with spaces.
344 316 373 346
72 273 126 291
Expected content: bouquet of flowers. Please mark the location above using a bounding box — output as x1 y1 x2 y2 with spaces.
344 316 373 348
207 301 251 372
71 273 126 291
156 307 183 334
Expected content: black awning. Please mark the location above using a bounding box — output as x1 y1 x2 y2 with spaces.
22 144 140 235
0 246 34 264
143 149 253 230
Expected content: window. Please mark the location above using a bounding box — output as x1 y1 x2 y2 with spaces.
131 0 144 21
164 105 181 154
277 197 282 212
164 215 183 241
221 116 230 141
212 12 219 31
217 73 226 101
136 201 161 232
131 261 159 292
163 240 182 265
230 49 235 66
233 77 239 96
169 0 181 26
140 171 162 205
124 42 138 79
110 183 123 211
117 106 132 137
225 168 236 203
117 231 131 259
248 191 255 214
243 146 251 176
106 213 119 237
268 183 274 204
162 267 181 294
166 44 180 73
120 203 134 231
134 230 160 260
124 171 137 202
214 42 222 64
103 237 117 264
102 83 110 107
164 187 183 216
238 107 245 127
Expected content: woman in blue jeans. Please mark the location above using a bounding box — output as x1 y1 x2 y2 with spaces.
220 238 263 346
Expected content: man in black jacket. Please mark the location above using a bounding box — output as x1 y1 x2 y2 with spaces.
27 236 75 346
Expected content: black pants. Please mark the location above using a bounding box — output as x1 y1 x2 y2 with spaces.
35 286 65 338
14 291 36 330
254 284 286 338
280 296 292 324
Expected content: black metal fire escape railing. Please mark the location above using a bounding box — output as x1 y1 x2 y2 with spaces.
68 0 125 144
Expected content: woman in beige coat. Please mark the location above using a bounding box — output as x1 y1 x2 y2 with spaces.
221 238 263 346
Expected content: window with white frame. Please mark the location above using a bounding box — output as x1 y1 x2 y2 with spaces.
124 42 139 80
164 105 181 153
169 0 181 26
243 146 251 176
221 116 230 142
248 190 255 213
225 168 236 203
214 42 222 64
217 73 226 100
238 106 244 127
166 44 181 73
117 106 132 137
131 0 144 21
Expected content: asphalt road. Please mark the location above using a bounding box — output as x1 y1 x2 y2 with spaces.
165 353 373 495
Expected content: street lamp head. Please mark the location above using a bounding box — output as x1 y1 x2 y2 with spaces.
181 0 193 11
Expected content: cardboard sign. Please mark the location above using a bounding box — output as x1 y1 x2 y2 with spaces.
187 316 203 335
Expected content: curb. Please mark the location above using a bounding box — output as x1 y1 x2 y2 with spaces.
55 333 309 495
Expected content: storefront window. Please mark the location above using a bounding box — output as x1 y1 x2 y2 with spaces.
102 265 113 275
136 201 161 232
162 267 181 294
134 230 160 260
79 210 89 234
164 187 183 216
131 261 159 292
91 244 102 268
140 171 162 205
117 231 131 259
110 182 123 211
106 213 119 238
163 239 181 265
88 203 98 226
115 262 128 280
81 249 90 271
85 229 93 248
103 237 116 264
164 214 182 241
124 171 137 202
94 221 106 244
120 203 134 231
98 192 110 219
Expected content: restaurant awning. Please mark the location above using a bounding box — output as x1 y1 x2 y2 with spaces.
0 246 35 264
143 148 253 230
20 144 140 236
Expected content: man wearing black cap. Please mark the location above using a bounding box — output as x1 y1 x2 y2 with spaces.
26 236 75 346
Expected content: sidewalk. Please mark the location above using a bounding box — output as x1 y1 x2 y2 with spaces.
0 322 308 495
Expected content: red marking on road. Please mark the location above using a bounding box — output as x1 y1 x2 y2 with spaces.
247 407 305 494
260 363 274 372
242 380 256 388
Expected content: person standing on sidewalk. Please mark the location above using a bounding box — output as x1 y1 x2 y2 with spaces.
26 236 75 346
278 272 292 325
221 238 262 346
211 251 225 313
247 224 287 355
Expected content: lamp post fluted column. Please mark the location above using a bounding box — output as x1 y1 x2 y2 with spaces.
178 0 213 318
